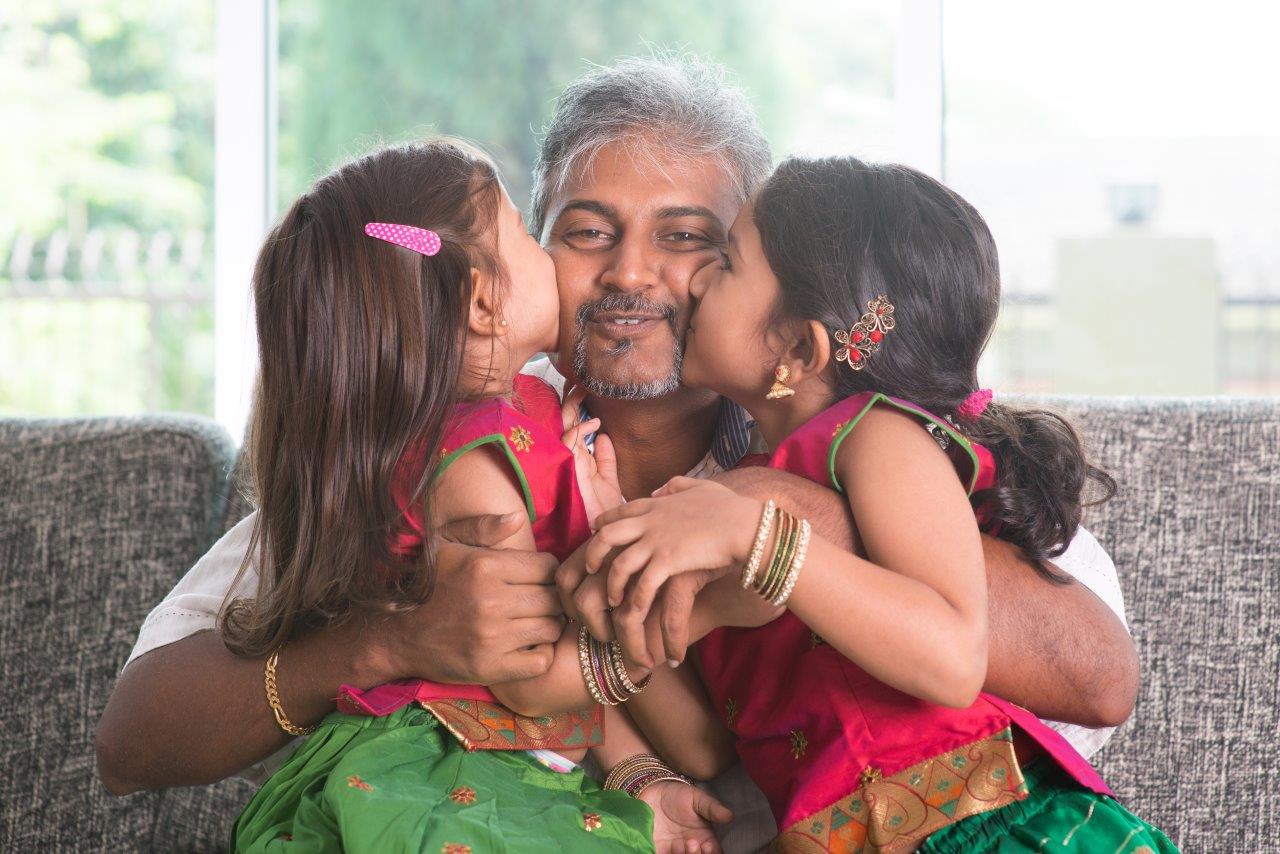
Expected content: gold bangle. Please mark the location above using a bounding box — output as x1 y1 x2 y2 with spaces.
264 648 317 737
773 518 811 606
741 499 777 589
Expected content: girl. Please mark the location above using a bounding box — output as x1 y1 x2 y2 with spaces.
223 140 730 853
584 157 1177 852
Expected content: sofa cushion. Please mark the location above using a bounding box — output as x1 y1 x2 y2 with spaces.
0 416 252 851
1028 396 1279 850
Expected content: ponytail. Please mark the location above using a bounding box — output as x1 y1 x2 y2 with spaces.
966 402 1116 582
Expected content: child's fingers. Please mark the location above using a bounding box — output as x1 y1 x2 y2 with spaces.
593 432 619 489
583 528 627 574
560 385 587 432
627 559 677 618
693 790 734 825
658 579 697 666
607 542 654 607
573 576 615 642
561 417 600 451
594 498 652 529
612 593 655 669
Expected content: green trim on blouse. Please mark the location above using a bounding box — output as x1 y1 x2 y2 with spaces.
827 392 982 496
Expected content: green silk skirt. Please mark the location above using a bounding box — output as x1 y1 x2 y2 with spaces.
231 705 655 854
919 758 1178 853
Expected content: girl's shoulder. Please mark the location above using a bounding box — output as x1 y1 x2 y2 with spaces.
771 392 995 497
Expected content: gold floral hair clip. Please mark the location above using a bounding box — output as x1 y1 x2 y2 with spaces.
834 295 896 371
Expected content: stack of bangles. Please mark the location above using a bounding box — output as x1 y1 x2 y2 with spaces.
578 624 652 705
741 499 811 607
603 753 690 798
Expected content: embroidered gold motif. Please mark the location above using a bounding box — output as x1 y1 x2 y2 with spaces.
346 775 372 792
726 698 739 726
441 844 471 854
583 812 603 832
773 727 1027 853
790 730 808 759
509 426 534 452
449 786 476 805
831 419 851 438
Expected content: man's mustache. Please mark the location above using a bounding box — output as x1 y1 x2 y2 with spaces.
574 293 679 332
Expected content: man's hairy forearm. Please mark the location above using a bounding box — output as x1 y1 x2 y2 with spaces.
712 465 1137 728
96 623 379 794
981 535 1138 727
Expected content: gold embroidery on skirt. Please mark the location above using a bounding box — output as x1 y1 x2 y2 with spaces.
771 727 1027 853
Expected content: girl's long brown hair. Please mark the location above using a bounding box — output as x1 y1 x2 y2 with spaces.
221 140 503 657
755 157 1115 580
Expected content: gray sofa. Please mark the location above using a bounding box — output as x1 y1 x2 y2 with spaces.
1 399 1276 852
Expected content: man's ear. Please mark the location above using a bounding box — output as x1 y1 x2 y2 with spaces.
782 319 832 384
467 267 506 337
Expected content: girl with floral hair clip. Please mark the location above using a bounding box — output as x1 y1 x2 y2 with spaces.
584 156 1177 852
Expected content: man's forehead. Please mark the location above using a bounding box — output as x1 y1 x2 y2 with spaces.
552 144 741 224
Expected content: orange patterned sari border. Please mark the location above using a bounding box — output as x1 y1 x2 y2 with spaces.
419 698 604 752
772 727 1028 853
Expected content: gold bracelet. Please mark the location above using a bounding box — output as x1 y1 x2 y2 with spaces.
741 499 777 589
264 648 317 737
603 753 689 797
772 518 811 606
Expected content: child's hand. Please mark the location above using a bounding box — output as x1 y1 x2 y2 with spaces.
560 386 624 522
640 780 733 854
586 476 762 624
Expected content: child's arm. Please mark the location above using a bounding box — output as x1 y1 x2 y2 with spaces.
431 447 605 713
609 604 739 781
592 705 733 854
589 407 988 709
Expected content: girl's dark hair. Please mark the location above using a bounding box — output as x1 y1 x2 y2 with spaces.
754 156 1114 579
221 139 504 656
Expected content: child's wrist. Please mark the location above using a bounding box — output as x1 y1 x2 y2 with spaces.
730 496 768 563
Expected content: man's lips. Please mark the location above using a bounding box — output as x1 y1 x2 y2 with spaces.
589 313 669 336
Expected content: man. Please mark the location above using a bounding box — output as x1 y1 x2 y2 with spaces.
97 54 1136 848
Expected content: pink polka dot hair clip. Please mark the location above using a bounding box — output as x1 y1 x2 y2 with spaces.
364 222 442 257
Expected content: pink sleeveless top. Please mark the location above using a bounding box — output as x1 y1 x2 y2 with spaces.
696 392 1110 852
335 375 604 752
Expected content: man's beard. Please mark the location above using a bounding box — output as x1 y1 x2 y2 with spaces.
571 292 683 400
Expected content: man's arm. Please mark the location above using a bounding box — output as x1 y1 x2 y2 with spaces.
711 466 1138 727
98 621 374 793
96 513 564 795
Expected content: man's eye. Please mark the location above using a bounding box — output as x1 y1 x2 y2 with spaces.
563 228 614 246
660 231 711 248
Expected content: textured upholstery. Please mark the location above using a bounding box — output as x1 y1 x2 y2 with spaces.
1022 396 1279 851
0 416 253 851
0 399 1275 851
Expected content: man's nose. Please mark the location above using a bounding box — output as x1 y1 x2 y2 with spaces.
599 234 656 292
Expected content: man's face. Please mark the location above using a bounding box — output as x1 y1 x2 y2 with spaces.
542 141 742 399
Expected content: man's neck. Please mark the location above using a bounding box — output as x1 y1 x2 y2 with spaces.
590 386 722 500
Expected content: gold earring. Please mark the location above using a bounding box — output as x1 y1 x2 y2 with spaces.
766 364 796 400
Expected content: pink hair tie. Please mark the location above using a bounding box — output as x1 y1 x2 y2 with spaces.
957 388 993 421
364 222 441 256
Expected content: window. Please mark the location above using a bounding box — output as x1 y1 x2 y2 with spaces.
275 0 902 212
946 1 1280 394
1 3 215 415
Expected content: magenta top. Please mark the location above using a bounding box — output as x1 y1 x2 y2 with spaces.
335 375 604 752
696 391 1110 851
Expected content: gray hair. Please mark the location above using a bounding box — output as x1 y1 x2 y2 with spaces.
530 52 772 239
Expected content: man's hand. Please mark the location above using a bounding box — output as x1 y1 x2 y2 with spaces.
366 512 565 685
